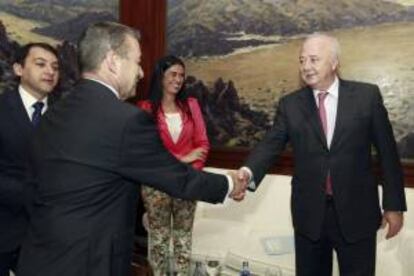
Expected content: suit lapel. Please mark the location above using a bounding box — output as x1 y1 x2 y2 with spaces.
298 87 328 148
157 112 176 146
6 89 33 135
330 80 356 150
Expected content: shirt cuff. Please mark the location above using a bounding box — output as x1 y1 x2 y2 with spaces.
241 166 256 190
225 174 234 198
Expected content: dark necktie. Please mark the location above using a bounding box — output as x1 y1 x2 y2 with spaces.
31 101 44 126
317 92 333 195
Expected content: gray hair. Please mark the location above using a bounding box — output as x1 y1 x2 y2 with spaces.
78 21 141 72
305 33 341 62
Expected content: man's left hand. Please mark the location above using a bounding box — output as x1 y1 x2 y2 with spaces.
381 211 404 239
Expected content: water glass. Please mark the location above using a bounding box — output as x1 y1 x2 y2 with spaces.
264 266 282 276
205 259 221 276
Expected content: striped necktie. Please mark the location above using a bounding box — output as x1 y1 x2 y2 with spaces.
31 101 44 127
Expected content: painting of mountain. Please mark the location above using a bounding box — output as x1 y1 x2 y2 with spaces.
168 0 413 57
167 0 414 159
0 0 118 94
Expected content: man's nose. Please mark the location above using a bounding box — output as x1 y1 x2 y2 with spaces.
138 67 144 79
45 64 57 75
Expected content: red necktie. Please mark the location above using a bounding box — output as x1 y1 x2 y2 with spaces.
317 92 332 195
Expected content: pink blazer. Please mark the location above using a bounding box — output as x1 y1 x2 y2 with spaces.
137 97 209 170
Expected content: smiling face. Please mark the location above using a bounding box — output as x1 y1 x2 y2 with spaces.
13 46 59 100
299 35 339 91
162 64 185 98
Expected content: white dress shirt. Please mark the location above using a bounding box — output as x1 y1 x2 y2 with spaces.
164 112 183 143
18 85 48 120
313 76 339 148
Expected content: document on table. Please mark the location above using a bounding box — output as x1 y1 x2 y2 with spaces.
261 236 294 255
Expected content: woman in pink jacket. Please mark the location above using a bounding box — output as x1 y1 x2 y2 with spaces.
137 55 209 275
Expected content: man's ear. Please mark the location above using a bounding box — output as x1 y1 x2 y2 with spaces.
13 63 23 77
105 50 120 74
331 59 339 71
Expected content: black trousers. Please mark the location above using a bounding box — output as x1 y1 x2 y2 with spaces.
0 249 19 276
294 198 376 276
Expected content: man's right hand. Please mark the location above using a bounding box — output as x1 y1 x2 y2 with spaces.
236 168 250 185
228 170 248 201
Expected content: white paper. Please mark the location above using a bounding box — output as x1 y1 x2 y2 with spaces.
261 236 294 255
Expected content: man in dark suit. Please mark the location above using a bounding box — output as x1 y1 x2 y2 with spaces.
398 132 414 159
237 34 406 276
17 22 244 276
0 43 59 276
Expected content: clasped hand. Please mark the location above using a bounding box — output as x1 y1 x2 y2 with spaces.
228 169 250 201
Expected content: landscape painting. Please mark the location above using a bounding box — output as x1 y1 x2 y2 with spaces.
167 0 414 160
0 0 118 97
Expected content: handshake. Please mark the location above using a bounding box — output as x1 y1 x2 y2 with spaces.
228 168 251 201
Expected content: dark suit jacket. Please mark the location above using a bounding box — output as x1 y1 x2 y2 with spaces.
398 132 414 159
17 79 228 276
0 88 37 253
245 79 406 242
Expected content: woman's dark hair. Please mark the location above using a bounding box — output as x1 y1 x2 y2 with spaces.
147 55 189 117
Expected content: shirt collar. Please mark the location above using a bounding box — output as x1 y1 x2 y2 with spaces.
313 76 339 100
84 78 120 99
18 85 48 110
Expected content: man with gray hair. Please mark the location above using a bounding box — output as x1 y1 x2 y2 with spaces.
236 33 406 276
17 22 245 276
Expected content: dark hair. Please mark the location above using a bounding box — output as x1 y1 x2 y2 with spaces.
147 55 189 117
78 21 141 72
14 42 59 66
